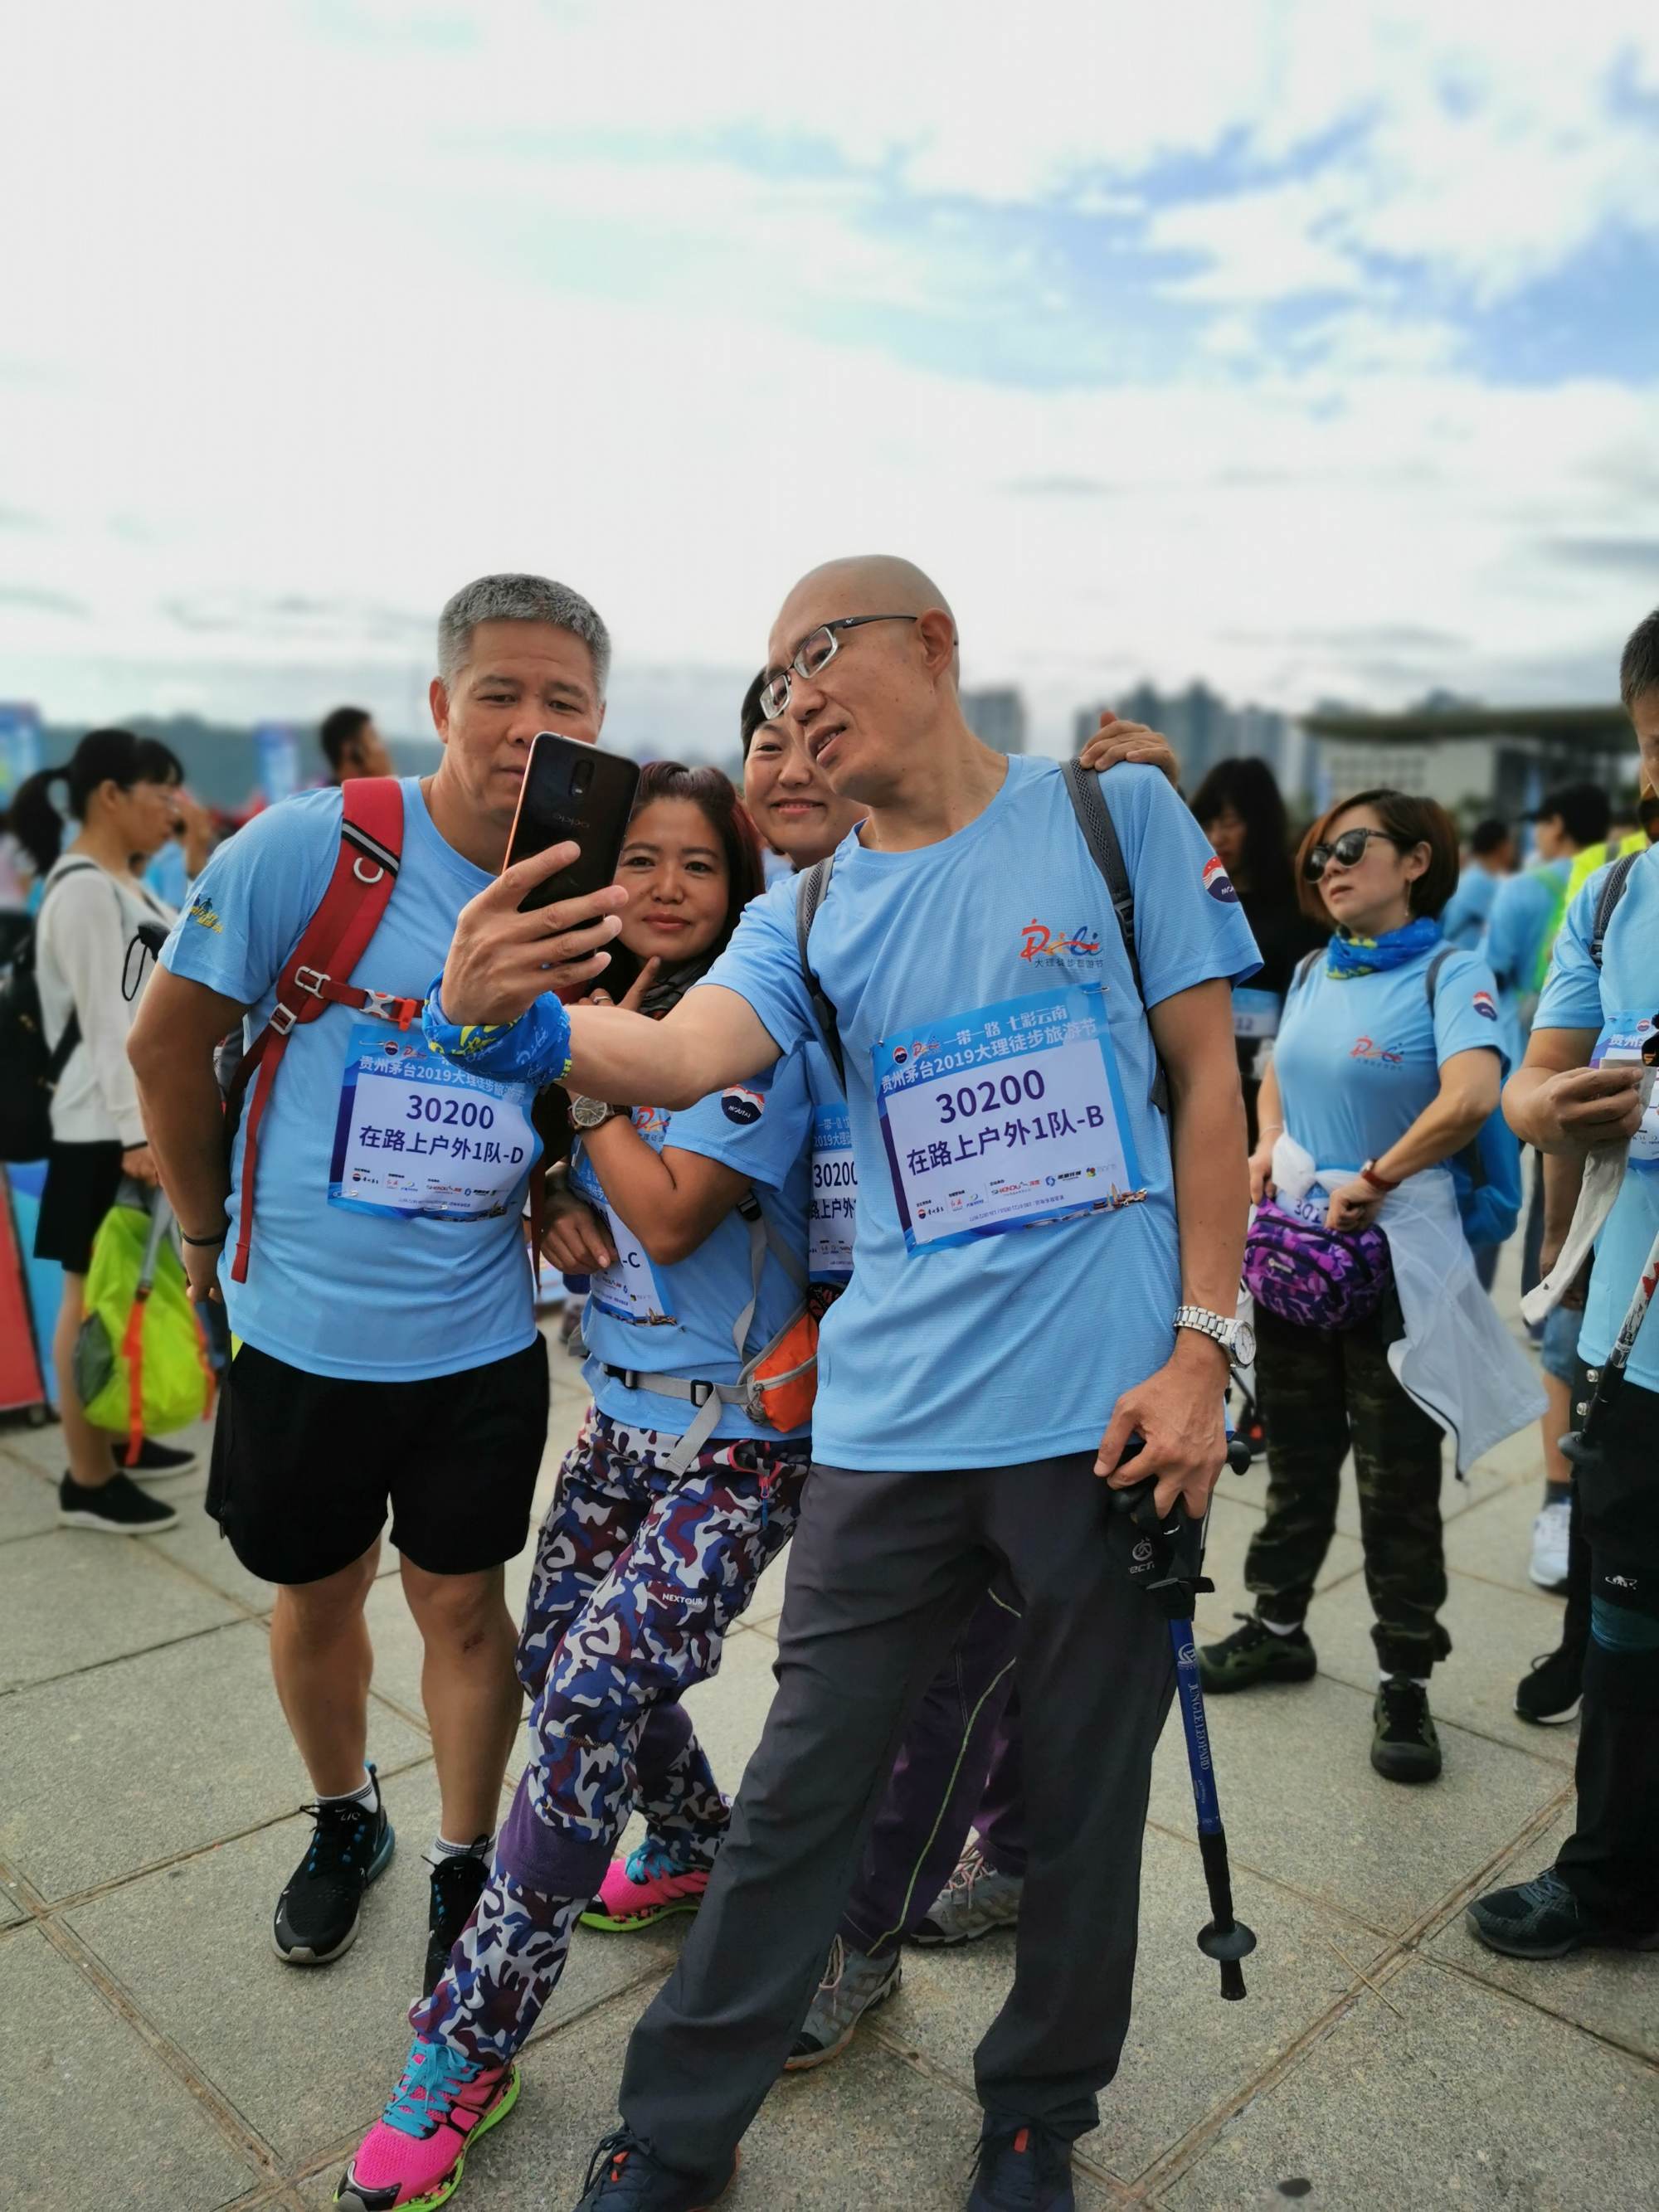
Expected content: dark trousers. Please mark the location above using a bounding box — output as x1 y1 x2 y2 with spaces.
1248 1304 1451 1676
839 1585 1025 1961
618 1452 1175 2173
1554 1367 1659 1933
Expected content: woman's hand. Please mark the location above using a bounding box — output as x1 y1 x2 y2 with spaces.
540 1186 617 1274
1248 1144 1277 1207
584 958 660 1016
1324 1176 1384 1233
1077 712 1179 785
120 1143 159 1187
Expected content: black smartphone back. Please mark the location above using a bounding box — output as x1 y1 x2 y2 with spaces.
504 733 641 913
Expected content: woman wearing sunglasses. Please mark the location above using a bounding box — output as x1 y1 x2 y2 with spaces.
1199 789 1543 1782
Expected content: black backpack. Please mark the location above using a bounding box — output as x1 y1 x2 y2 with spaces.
0 861 101 1162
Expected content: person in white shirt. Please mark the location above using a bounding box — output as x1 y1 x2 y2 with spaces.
9 728 187 1534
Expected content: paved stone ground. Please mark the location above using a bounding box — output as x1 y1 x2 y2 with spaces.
4 1272 1655 2210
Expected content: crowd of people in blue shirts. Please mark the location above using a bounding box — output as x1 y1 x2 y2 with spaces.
8 562 1656 2212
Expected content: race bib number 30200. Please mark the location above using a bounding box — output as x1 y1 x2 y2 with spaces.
328 1024 537 1220
873 984 1146 1254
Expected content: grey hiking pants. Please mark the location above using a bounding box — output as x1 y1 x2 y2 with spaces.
617 1450 1175 2171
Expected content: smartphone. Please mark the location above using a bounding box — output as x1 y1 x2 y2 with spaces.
504 732 641 914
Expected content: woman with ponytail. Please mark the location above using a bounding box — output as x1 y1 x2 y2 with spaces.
14 727 187 1534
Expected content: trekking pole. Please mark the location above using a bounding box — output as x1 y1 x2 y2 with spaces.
1112 1436 1258 2000
1564 1219 1659 1460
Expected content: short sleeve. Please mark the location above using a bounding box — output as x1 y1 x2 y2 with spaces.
1102 767 1262 1008
1430 948 1506 1067
693 872 817 1058
1535 874 1608 1033
664 1048 813 1191
1484 872 1544 991
160 790 338 1008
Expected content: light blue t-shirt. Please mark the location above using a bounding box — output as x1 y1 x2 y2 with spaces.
1272 943 1504 1181
1535 846 1659 1394
567 1048 814 1441
160 780 542 1382
695 759 1261 1472
1486 859 1569 1063
1441 865 1501 951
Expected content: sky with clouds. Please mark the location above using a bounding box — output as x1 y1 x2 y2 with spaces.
3 1 1657 758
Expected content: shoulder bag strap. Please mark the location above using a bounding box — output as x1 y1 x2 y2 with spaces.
1590 849 1641 970
795 855 844 1088
1059 760 1167 1111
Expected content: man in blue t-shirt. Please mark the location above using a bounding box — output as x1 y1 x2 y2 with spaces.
1465 608 1659 1963
127 574 627 1991
1440 817 1515 951
431 556 1259 2212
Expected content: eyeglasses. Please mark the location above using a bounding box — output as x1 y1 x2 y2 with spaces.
759 615 918 722
1303 827 1405 881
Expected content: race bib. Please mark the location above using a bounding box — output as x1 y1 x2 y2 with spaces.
1233 987 1281 1042
810 1102 857 1282
589 1203 674 1325
329 1024 536 1219
1591 1012 1659 1169
873 984 1145 1255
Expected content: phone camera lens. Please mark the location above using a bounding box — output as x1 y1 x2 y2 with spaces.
572 759 594 795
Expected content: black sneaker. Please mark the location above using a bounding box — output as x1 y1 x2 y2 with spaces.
1197 1612 1316 1694
272 1768 395 1966
124 1437 200 1476
1466 1865 1659 1959
424 1845 490 1995
967 2115 1075 2211
57 1471 178 1535
1514 1643 1585 1727
572 2129 735 2209
1370 1676 1442 1784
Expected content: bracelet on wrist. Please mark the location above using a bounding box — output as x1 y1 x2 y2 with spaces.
180 1228 228 1248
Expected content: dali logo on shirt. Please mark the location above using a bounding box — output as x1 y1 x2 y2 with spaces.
1203 856 1239 904
1350 1035 1407 1066
1019 920 1103 963
1472 989 1498 1022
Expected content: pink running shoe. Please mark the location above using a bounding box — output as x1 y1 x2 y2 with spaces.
579 1837 713 1932
335 2036 518 2209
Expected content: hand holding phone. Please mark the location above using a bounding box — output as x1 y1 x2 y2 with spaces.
505 732 640 914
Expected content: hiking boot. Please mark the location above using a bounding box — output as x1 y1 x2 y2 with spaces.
1370 1676 1442 1784
913 1839 1024 1947
273 1768 395 1966
580 1836 713 1932
1197 1613 1316 1694
424 1847 490 1996
1529 1497 1572 1592
57 1470 178 1535
1465 1865 1659 1960
784 1935 901 2071
966 2115 1075 2211
1514 1642 1585 1727
335 2035 518 2208
127 1437 201 1476
572 2130 736 2209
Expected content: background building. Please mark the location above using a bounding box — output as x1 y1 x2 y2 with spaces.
961 686 1027 753
1072 683 1298 795
1301 702 1635 824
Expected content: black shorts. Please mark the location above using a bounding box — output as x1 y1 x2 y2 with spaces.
35 1139 125 1275
207 1335 550 1586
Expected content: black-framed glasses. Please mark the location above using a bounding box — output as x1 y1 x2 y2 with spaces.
759 615 917 722
1303 827 1407 882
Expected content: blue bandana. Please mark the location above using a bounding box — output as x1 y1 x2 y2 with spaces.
1326 914 1442 979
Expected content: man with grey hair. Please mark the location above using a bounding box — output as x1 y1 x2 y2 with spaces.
129 573 625 1989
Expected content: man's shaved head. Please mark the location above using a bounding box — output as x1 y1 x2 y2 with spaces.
785 554 955 628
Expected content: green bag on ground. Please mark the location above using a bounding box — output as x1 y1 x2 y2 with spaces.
74 1198 214 1456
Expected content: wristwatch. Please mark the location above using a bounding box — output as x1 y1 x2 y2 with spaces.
567 1095 619 1131
1175 1305 1256 1367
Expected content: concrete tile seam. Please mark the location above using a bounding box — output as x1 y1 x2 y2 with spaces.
1422 1950 1659 2071
0 1611 251 1701
1138 1815 1399 1948
1391 1781 1577 1954
32 1908 281 2185
17 1748 440 1915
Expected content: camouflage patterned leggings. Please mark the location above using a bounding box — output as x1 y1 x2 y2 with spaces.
411 1405 807 2066
1246 1305 1452 1677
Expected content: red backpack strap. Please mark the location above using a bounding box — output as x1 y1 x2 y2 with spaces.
228 780 406 1285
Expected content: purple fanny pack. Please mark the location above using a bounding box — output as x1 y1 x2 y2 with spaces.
1243 1196 1392 1331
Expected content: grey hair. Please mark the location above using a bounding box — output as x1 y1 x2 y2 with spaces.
436 573 611 698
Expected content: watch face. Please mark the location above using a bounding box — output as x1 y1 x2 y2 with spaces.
1233 1320 1257 1367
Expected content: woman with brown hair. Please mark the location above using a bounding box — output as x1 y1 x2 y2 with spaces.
1199 788 1542 1782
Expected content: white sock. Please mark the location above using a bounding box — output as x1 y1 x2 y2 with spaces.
427 1831 492 1869
1379 1670 1430 1688
318 1770 377 1813
1261 1616 1303 1638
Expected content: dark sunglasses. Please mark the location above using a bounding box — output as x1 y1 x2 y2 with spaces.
1303 827 1405 881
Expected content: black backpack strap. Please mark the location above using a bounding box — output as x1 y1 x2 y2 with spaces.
1423 945 1456 1012
795 856 844 1089
1059 760 1142 1004
1290 949 1321 995
1590 849 1640 970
